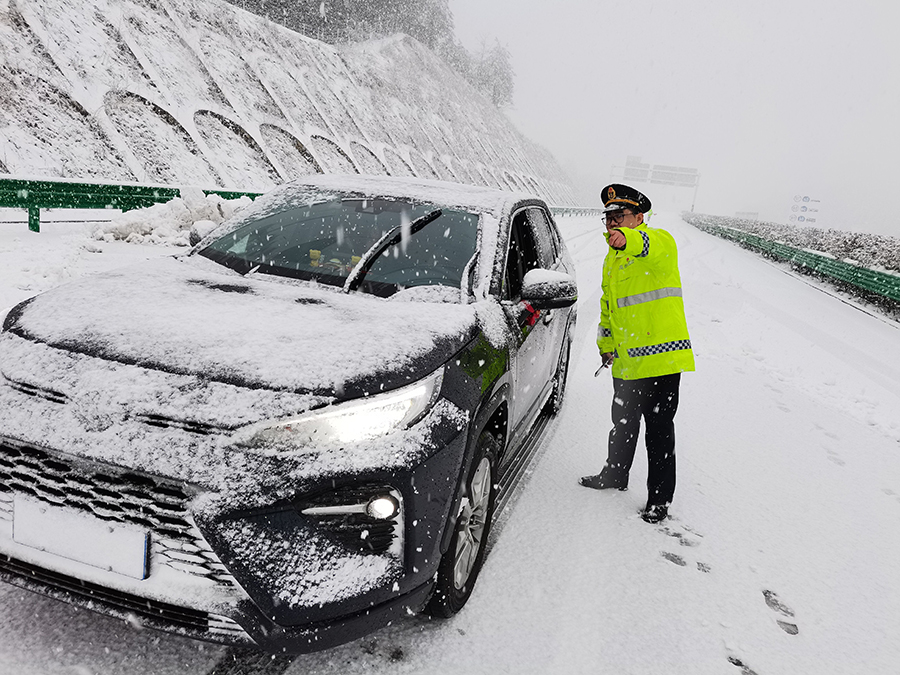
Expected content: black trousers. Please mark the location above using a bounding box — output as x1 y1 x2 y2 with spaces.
600 373 680 507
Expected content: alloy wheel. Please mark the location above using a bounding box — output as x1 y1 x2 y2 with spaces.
453 456 492 590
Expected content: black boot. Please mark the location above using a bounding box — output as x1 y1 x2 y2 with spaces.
579 473 628 491
640 504 669 524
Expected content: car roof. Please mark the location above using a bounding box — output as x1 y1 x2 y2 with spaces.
285 173 536 217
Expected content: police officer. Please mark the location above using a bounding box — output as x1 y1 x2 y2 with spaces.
580 184 695 524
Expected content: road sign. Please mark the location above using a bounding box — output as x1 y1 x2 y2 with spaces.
788 195 822 225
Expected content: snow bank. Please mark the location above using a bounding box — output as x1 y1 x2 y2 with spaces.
90 189 252 246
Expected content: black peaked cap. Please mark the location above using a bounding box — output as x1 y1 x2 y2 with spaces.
600 184 652 213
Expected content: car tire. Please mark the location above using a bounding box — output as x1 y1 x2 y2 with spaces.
424 431 499 618
549 339 571 416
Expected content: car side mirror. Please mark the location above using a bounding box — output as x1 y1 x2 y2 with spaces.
521 269 578 310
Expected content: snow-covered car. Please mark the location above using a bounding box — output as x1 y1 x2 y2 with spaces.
0 175 577 653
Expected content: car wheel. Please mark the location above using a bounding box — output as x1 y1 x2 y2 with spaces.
424 432 499 618
549 339 571 416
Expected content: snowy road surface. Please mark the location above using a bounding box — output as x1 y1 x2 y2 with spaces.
1 213 898 674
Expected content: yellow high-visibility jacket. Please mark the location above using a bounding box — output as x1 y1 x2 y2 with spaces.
597 223 695 380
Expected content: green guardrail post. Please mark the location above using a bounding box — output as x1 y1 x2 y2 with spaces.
28 207 40 233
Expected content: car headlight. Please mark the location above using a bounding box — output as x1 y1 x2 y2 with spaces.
240 367 444 450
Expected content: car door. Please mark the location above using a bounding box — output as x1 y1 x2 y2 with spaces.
501 207 560 450
526 205 569 375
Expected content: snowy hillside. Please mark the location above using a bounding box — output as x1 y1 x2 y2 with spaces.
0 0 575 203
1 212 898 674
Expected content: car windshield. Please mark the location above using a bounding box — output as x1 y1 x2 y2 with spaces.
198 197 480 298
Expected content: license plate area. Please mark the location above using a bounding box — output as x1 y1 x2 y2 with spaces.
13 495 149 580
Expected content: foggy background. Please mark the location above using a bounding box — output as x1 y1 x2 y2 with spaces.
450 0 900 234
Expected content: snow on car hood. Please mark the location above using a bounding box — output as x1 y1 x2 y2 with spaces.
2 255 478 397
0 255 477 492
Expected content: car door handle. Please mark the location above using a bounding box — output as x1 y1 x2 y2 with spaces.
543 310 553 325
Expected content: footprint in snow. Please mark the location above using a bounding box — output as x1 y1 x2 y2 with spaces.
659 551 712 573
680 523 704 537
814 424 840 440
882 488 900 503
727 656 760 675
763 589 799 635
777 620 799 635
776 402 791 413
660 551 686 566
659 524 702 548
763 589 794 616
826 450 845 466
657 523 711 571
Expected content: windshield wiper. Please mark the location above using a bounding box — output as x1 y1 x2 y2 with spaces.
343 209 443 293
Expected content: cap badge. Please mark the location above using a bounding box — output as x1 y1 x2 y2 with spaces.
607 187 616 201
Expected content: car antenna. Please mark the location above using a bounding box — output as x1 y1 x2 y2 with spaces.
343 209 443 293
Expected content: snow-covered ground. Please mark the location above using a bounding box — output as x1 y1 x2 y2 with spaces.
1 210 899 674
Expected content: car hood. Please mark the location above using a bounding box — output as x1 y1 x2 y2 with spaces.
2 255 478 399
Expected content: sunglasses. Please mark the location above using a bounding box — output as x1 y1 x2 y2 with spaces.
603 211 633 226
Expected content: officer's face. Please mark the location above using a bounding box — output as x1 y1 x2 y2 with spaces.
604 209 642 230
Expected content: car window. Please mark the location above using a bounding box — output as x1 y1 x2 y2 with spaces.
503 210 542 300
527 207 560 265
199 198 480 298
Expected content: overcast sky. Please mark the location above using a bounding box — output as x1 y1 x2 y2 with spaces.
449 0 900 234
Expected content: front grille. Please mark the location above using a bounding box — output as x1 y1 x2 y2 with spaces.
208 614 250 639
0 492 11 522
0 438 237 586
0 554 251 644
298 486 401 555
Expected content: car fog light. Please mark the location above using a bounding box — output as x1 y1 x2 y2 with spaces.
366 496 399 520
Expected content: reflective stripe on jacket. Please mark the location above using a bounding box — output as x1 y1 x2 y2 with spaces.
597 223 695 380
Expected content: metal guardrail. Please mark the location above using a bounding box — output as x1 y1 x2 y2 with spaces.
0 176 605 232
550 205 605 218
0 178 263 232
688 218 900 303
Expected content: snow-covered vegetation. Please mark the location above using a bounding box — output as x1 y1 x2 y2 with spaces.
683 213 900 275
230 0 516 108
0 0 574 202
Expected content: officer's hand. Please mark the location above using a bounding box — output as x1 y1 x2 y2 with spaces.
607 229 627 250
601 352 616 367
